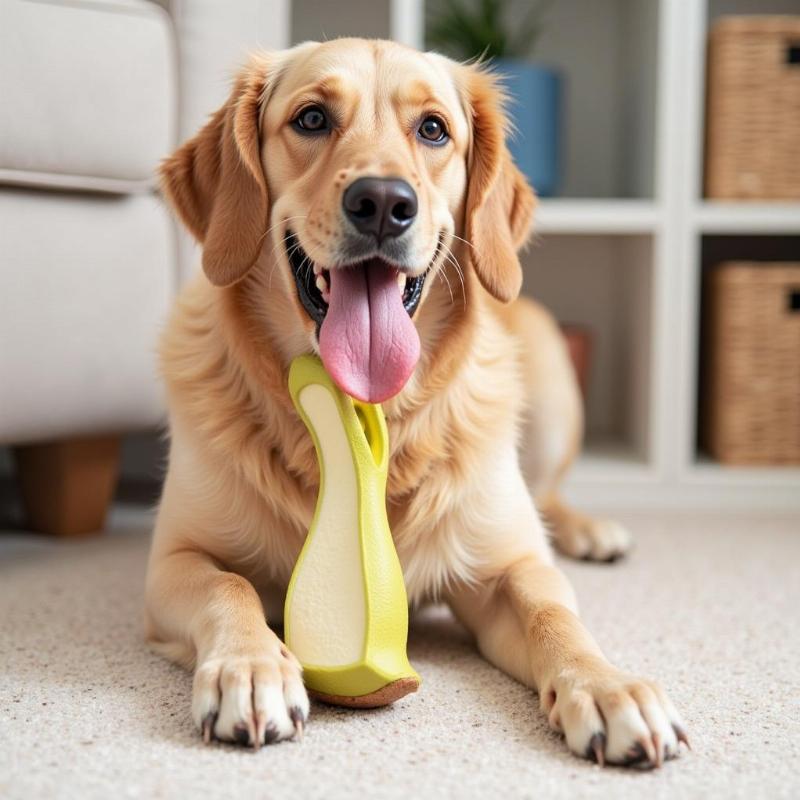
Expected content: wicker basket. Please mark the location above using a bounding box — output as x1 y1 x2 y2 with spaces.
701 262 800 465
705 16 800 200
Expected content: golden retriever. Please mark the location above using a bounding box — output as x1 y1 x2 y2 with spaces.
145 39 687 767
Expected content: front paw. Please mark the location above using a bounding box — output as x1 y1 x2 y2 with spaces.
543 662 689 768
192 635 309 748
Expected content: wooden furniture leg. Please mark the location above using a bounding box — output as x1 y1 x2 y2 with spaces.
13 435 121 537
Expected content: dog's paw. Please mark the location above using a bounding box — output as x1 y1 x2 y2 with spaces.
542 662 689 768
192 635 309 748
553 516 632 562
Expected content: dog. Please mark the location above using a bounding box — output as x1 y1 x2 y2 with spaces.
145 38 687 767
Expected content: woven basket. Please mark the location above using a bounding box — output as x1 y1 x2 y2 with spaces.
701 262 800 465
705 16 800 200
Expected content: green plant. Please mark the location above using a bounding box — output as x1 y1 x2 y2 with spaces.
427 0 552 62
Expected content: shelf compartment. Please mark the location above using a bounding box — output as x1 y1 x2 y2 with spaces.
693 234 800 470
511 0 660 199
522 233 654 468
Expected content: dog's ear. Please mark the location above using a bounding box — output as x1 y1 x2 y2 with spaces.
160 57 269 287
460 67 536 303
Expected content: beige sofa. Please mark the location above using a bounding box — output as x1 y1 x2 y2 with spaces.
0 0 288 534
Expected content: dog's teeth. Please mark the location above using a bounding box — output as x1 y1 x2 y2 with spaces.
315 274 328 295
313 263 322 276
397 273 407 292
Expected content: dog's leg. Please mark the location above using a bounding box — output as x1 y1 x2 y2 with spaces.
538 494 632 562
145 546 309 747
447 555 687 767
501 296 633 561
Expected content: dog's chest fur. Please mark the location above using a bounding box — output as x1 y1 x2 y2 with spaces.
162 278 525 605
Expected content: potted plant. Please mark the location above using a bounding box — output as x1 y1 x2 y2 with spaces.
427 0 560 196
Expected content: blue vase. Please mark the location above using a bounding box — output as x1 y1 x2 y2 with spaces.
496 60 561 197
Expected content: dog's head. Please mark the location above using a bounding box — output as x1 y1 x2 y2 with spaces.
160 40 535 403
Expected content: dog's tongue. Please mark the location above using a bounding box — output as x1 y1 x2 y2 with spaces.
319 261 420 403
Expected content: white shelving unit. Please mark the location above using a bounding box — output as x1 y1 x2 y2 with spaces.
694 202 800 234
290 0 800 510
534 200 660 235
671 0 800 513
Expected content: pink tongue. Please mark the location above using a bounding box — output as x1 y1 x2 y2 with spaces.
319 261 420 403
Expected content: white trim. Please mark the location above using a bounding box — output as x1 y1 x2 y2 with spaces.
673 0 708 486
564 483 799 512
534 200 661 234
390 0 424 49
693 202 800 234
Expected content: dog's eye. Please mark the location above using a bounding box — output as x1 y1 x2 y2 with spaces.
417 116 448 145
293 105 330 134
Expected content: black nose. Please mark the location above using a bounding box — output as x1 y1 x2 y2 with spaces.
343 177 418 241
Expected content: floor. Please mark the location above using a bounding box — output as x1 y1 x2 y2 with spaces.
1 507 798 800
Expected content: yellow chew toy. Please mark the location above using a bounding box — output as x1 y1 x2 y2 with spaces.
284 355 420 707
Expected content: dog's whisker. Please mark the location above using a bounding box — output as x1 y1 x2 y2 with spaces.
260 215 309 246
443 246 466 290
295 236 328 268
267 238 308 292
439 250 462 300
262 217 311 290
445 261 464 307
440 242 467 308
436 265 455 305
301 256 315 286
448 232 476 251
268 260 278 293
268 240 311 295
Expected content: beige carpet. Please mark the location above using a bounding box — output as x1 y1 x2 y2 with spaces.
1 507 798 799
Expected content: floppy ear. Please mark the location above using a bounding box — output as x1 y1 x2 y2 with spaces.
461 67 537 303
159 58 269 287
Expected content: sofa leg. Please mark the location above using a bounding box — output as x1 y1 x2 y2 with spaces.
13 435 121 537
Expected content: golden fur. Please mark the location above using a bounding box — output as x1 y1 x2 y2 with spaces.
145 39 686 766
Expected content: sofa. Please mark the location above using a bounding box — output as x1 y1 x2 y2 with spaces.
0 0 289 535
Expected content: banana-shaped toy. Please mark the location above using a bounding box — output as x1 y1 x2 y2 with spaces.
284 355 420 707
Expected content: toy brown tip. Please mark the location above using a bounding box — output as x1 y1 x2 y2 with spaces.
309 677 420 709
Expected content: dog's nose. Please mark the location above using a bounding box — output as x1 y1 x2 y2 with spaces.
343 177 418 240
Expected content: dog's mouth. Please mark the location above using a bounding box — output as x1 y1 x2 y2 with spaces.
286 233 429 329
285 231 436 403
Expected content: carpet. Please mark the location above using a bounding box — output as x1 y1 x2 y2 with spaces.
1 507 798 799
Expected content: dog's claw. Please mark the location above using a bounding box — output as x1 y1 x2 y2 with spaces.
673 724 691 751
201 712 217 744
254 712 266 749
653 733 664 768
290 705 305 740
641 736 658 766
588 732 606 767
